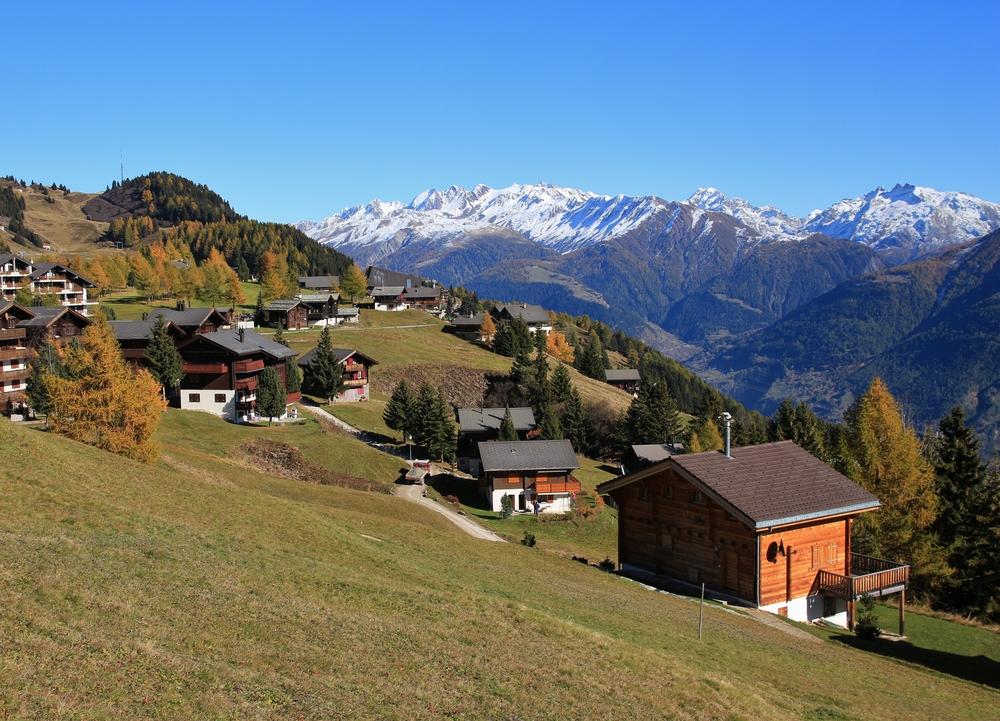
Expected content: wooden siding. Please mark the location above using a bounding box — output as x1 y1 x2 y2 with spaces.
612 467 757 601
758 519 850 606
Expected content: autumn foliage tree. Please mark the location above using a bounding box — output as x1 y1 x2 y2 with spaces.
339 262 367 302
479 313 496 343
842 378 946 594
546 329 574 363
46 319 165 463
260 249 293 303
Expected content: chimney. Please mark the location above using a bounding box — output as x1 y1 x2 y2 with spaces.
237 327 245 343
721 412 733 458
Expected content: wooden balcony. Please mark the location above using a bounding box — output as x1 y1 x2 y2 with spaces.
233 358 265 373
535 478 582 495
0 347 32 361
286 391 301 404
0 368 31 383
817 554 909 600
235 376 259 391
342 378 367 388
343 362 364 373
0 328 26 341
182 361 228 374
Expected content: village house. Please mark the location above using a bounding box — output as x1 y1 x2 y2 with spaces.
365 265 424 291
0 254 96 315
260 299 309 330
402 285 444 311
297 347 377 402
478 439 581 514
298 275 339 292
369 286 408 311
448 313 486 341
331 306 360 325
147 306 231 336
456 406 538 474
0 301 35 412
490 303 552 334
176 328 298 422
295 292 340 324
18 306 90 349
624 443 685 473
597 440 909 631
109 318 186 372
605 368 641 395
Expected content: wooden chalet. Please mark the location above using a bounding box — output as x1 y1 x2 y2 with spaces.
365 265 424 291
489 303 552 333
0 302 35 412
295 292 340 323
456 406 538 474
368 286 407 311
605 368 641 395
624 443 684 473
177 328 298 422
298 275 339 292
109 319 185 371
297 347 377 402
448 313 486 341
18 306 90 349
478 439 581 514
0 254 96 315
597 441 909 631
261 299 309 330
402 285 443 310
147 306 231 336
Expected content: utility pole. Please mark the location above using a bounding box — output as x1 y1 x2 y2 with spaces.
698 582 705 640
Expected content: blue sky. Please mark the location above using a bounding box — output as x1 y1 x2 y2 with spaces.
5 1 999 222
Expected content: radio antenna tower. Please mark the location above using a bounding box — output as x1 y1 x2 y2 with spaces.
120 153 125 184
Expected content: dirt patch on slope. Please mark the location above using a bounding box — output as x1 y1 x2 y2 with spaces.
239 439 391 494
371 364 494 406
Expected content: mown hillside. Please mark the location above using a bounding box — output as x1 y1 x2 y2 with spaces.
3 416 998 720
704 230 1000 451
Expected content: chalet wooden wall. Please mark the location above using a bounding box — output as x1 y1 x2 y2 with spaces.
757 520 850 606
614 467 756 601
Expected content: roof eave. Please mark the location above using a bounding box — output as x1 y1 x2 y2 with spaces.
754 501 882 531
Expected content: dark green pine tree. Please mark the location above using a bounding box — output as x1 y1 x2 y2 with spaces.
538 402 563 440
769 399 826 459
145 315 183 399
383 380 415 441
256 366 286 425
273 327 286 347
304 325 343 403
550 363 573 405
236 256 251 281
619 381 683 450
498 406 518 441
491 322 513 356
284 359 302 394
575 332 609 380
26 340 64 420
510 346 532 386
528 345 551 412
561 388 589 452
411 382 439 453
254 289 265 325
429 390 456 463
930 406 986 549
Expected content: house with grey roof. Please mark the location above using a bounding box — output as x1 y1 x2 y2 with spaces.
295 292 341 323
261 299 308 330
297 347 377 402
109 318 185 371
298 275 339 291
456 407 538 474
147 306 231 335
448 313 486 341
368 286 407 311
490 303 552 333
605 368 641 394
477 439 580 514
597 441 909 631
0 254 96 315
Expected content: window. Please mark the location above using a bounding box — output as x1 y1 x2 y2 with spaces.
214 393 226 404
188 393 201 403
690 490 704 505
662 484 673 499
639 484 649 501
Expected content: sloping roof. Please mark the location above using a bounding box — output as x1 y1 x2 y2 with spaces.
457 407 536 433
109 319 158 341
298 275 339 289
403 286 441 299
0 253 32 269
17 306 90 328
335 307 359 317
495 303 549 324
451 314 484 327
148 307 228 328
297 347 378 368
478 440 579 473
630 443 683 463
599 441 880 529
365 266 424 289
197 329 296 360
370 285 405 297
28 262 95 287
606 368 641 382
0 301 35 321
264 299 305 312
297 292 340 303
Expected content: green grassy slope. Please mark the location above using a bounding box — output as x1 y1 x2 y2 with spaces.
1 418 996 720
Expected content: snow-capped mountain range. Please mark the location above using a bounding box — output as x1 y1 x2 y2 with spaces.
298 182 1000 265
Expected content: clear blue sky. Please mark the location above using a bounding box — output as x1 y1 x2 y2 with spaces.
6 1 999 222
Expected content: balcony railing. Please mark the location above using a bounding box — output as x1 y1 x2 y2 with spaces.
535 478 582 495
0 328 26 341
343 378 367 388
0 368 31 383
0 347 32 361
235 376 259 391
233 358 265 373
343 362 364 373
182 362 228 374
817 554 909 600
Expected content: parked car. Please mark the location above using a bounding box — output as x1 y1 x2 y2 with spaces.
405 459 431 484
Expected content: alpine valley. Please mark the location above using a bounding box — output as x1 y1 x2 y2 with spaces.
300 182 1000 450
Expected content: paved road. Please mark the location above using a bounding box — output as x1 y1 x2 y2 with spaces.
396 481 505 542
299 402 504 542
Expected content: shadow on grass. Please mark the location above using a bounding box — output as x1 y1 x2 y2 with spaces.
426 473 487 508
830 634 1000 688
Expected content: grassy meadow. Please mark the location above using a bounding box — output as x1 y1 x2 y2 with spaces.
2 415 998 720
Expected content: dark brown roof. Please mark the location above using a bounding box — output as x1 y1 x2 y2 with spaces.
598 441 879 529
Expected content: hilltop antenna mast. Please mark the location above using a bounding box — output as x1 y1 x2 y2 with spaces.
120 153 125 184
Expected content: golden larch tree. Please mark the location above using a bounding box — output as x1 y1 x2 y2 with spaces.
339 262 368 303
479 313 496 342
546 329 575 363
47 318 165 463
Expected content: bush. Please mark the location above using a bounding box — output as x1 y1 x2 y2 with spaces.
443 494 461 509
572 555 589 565
598 557 616 572
499 494 514 519
521 531 536 547
854 595 881 639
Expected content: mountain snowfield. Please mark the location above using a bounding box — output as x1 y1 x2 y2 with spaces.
298 182 1000 265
